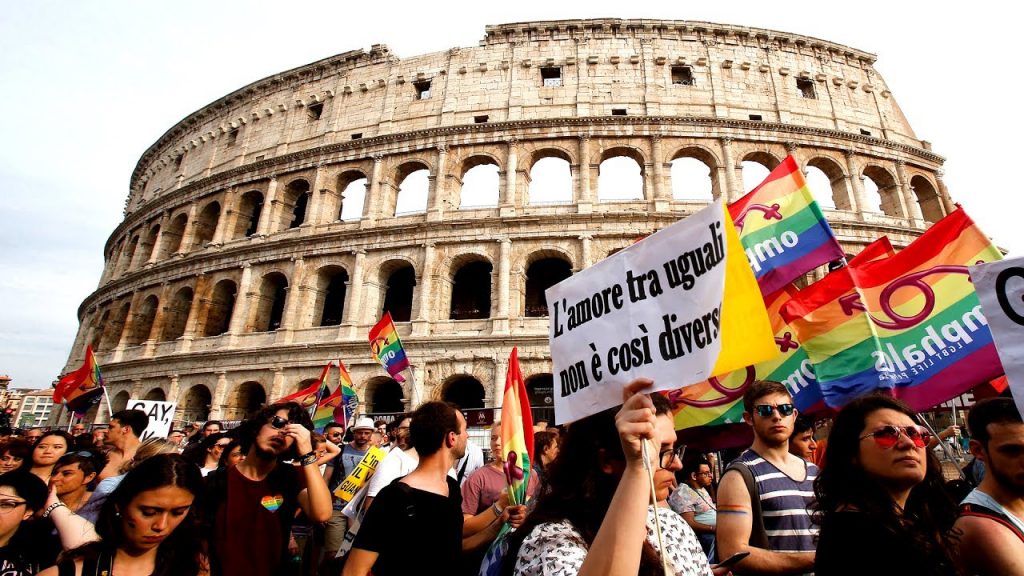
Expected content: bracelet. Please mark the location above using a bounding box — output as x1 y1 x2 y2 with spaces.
299 450 318 466
42 501 66 518
491 502 505 516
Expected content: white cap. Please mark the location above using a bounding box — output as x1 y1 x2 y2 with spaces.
352 417 375 431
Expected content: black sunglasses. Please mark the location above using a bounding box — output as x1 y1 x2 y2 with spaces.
270 416 290 430
753 403 795 418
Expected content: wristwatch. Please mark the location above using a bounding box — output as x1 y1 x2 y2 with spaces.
299 450 319 466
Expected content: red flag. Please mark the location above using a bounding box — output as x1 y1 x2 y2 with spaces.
55 346 104 414
276 362 332 408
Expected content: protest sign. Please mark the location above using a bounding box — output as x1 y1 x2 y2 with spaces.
970 256 1024 417
333 446 386 503
547 198 776 423
125 399 177 440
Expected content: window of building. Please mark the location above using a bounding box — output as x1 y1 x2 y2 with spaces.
860 129 872 136
749 114 763 121
351 133 363 140
671 66 694 86
797 78 816 99
307 102 324 120
174 154 184 170
474 115 489 123
414 80 432 100
541 67 562 87
228 129 239 146
612 108 627 116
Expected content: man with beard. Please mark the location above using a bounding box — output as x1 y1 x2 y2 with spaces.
954 397 1024 575
204 402 332 576
716 380 817 574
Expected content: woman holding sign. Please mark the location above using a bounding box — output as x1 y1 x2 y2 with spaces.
506 379 716 576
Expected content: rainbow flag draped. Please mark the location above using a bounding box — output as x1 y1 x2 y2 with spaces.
784 207 1003 409
670 286 824 449
55 345 105 415
277 362 332 409
849 236 896 266
369 312 410 383
501 347 534 506
729 155 845 296
314 360 358 431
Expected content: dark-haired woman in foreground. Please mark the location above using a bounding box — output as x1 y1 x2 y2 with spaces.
813 393 958 576
40 453 206 576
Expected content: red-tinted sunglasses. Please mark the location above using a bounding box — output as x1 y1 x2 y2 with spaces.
860 425 931 449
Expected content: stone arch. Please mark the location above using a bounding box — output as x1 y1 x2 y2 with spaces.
670 146 720 200
90 308 110 350
805 156 850 210
448 256 493 320
203 279 237 337
379 259 417 323
192 201 221 247
181 384 212 423
392 161 431 216
314 265 349 327
527 148 574 204
112 390 131 413
160 286 193 341
598 146 646 201
441 375 486 409
910 174 944 223
458 155 500 209
232 382 266 420
159 212 188 257
233 190 264 239
337 170 368 221
278 179 311 231
251 272 289 332
524 255 573 317
120 235 140 274
125 295 159 346
741 151 781 193
366 377 405 413
862 165 900 216
143 388 166 401
140 223 160 263
101 301 132 349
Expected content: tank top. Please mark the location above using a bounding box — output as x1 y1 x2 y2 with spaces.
735 449 818 552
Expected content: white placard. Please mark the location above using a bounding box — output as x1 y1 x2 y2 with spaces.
969 256 1024 417
126 399 178 440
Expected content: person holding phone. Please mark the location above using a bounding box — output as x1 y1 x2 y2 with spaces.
812 393 958 575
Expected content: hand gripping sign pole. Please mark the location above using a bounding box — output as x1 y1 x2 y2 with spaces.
641 439 672 576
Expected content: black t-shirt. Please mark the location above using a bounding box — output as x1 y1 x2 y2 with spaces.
815 510 956 576
353 476 463 576
0 523 51 575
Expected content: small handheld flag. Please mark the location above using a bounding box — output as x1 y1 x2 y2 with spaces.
369 312 411 383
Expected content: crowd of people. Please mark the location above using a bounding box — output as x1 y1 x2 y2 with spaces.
0 379 1020 576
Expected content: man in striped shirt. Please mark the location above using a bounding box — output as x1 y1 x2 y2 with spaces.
715 380 818 574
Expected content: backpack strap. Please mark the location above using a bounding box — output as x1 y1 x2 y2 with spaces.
960 502 1024 542
724 461 770 550
456 455 470 484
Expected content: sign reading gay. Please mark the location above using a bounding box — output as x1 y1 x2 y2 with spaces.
547 198 777 423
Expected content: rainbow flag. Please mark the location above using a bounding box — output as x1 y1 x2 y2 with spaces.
783 207 1003 409
501 347 534 506
729 155 845 296
849 236 896 266
277 362 332 409
670 286 824 450
55 345 105 415
314 360 358 431
369 312 410 383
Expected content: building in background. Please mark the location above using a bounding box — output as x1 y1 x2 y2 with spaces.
14 389 54 429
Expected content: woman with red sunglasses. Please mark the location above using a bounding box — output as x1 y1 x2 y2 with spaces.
812 393 958 575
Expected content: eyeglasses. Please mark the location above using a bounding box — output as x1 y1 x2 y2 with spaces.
860 425 931 449
697 471 714 477
657 446 685 469
753 403 795 418
270 416 290 430
0 499 26 513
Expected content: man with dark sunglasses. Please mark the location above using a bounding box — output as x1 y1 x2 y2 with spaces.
716 380 817 574
954 398 1024 575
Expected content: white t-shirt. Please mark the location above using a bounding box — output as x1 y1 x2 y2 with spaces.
454 440 485 486
365 447 419 498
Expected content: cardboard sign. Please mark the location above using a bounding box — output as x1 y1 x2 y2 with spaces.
546 199 775 424
970 257 1024 417
125 400 177 440
332 446 386 503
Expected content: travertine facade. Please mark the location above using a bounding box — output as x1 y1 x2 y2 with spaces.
63 19 954 426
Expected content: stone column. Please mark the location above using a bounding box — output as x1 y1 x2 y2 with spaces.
650 134 669 204
209 372 229 420
934 170 956 215
176 203 200 255
491 353 509 411
427 145 448 222
114 292 145 357
305 164 327 226
146 212 171 264
269 368 287 403
342 249 367 339
168 374 182 424
145 283 173 353
255 176 278 236
226 264 254 338
580 233 593 269
210 189 235 245
277 258 307 344
364 155 384 223
178 274 209 353
895 160 924 224
843 150 869 215
492 238 512 335
500 139 519 217
412 243 436 336
719 137 740 201
576 135 593 213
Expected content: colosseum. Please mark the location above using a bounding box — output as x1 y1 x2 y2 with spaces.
61 19 954 429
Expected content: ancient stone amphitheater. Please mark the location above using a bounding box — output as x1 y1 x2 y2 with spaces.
63 19 954 427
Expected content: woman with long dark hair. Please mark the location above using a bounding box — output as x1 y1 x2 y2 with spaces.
39 453 206 576
27 431 73 484
813 393 958 575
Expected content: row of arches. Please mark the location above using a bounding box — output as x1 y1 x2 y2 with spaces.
108 144 948 283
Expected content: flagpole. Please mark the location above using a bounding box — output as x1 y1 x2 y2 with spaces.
102 386 114 417
919 418 965 478
405 365 420 409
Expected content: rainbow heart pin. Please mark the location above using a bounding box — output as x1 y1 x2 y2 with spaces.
261 495 284 512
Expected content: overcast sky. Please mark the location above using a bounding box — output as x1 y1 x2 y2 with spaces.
1 1 1019 391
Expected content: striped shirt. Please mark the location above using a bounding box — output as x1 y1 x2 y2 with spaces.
735 449 818 553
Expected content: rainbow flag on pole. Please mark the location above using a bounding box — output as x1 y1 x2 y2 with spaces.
849 236 896 266
55 345 105 415
369 312 411 383
314 360 358 431
277 362 332 409
501 347 534 506
729 155 845 296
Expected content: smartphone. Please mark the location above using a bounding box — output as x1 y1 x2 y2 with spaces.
716 551 750 569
